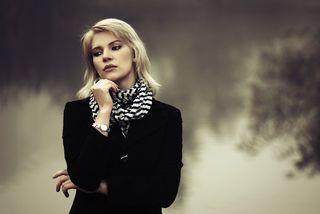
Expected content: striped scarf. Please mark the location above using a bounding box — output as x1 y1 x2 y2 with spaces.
89 79 153 137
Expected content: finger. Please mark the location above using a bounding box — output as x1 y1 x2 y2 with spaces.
110 84 119 92
62 186 69 198
109 81 119 89
62 180 77 198
91 81 111 92
56 175 70 192
52 169 68 178
112 82 120 91
102 80 119 92
62 180 72 197
96 78 119 89
99 79 119 88
99 82 119 93
92 78 106 89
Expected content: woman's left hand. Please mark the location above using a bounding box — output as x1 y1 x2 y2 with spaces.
53 169 108 197
52 169 78 197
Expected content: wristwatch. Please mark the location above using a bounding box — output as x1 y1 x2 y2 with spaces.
92 123 110 132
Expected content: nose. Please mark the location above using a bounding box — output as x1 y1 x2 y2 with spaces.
102 48 112 62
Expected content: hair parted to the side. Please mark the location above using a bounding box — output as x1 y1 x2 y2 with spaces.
76 18 161 99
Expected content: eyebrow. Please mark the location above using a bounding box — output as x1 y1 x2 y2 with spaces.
91 40 122 51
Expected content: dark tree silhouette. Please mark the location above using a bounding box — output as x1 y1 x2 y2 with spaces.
240 27 320 176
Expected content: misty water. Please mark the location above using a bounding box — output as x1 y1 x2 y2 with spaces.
0 91 320 214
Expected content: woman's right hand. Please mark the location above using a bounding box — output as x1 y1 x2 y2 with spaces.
90 79 119 112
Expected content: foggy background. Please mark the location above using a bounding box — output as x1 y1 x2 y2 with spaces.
1 0 320 213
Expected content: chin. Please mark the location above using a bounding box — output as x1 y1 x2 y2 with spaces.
103 74 123 82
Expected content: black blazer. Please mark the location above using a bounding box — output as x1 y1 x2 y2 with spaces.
62 97 183 214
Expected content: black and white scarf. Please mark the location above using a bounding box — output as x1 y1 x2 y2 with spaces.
89 79 153 137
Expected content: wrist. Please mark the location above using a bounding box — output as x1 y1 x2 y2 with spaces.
92 122 110 133
98 108 112 114
97 180 108 195
96 109 111 123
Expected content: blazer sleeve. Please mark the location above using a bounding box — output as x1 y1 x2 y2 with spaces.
62 101 113 191
106 108 183 208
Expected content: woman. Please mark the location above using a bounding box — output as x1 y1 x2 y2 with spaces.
52 18 183 214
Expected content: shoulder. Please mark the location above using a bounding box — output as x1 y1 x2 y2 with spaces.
65 97 89 107
153 99 180 112
64 97 90 110
63 97 90 117
152 98 182 121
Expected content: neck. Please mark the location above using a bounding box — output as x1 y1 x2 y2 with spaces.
116 70 137 90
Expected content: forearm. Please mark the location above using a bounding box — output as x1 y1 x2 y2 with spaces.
79 180 108 195
53 168 108 197
64 128 112 191
93 109 112 137
106 168 182 208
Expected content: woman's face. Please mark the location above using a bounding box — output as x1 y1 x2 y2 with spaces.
91 31 136 88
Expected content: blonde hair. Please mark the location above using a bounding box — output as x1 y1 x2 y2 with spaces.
76 18 160 99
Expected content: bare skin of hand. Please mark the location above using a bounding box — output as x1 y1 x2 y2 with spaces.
52 169 108 197
53 81 115 197
91 79 119 136
91 79 119 112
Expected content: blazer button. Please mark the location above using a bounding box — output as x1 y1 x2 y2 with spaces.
120 154 129 163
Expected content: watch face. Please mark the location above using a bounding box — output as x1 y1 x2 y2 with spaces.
100 124 108 132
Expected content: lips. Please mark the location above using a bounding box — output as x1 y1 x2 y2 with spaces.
103 64 117 72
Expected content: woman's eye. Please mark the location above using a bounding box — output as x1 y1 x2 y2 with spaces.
92 51 102 57
112 45 122 51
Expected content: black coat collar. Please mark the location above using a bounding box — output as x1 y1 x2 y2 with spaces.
83 97 168 145
125 99 167 144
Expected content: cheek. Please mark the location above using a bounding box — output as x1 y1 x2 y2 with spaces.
91 60 103 77
92 58 101 71
92 58 98 66
119 48 134 64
